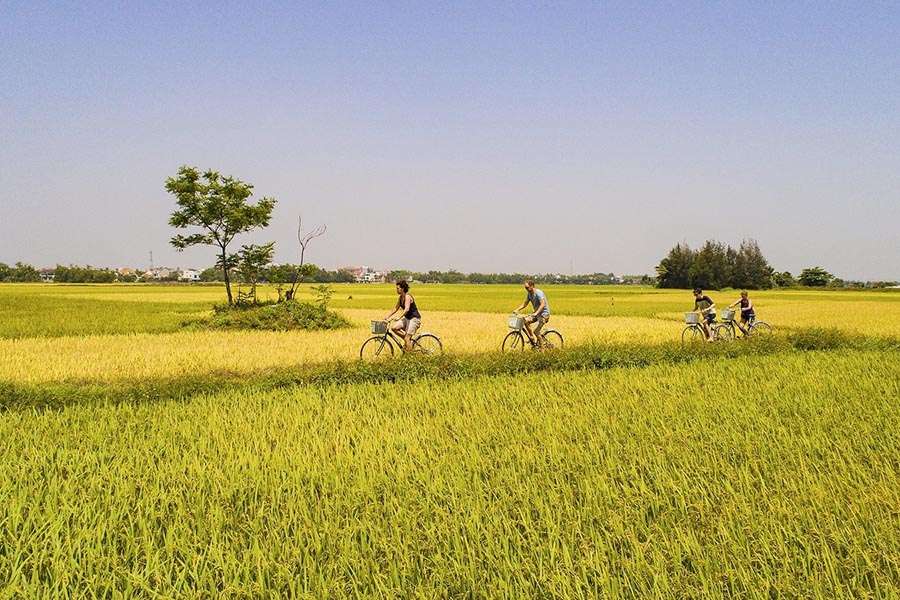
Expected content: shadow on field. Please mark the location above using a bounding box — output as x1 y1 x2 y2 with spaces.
1 328 896 413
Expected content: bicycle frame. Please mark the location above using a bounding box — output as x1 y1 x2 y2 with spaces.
377 327 413 353
723 314 754 337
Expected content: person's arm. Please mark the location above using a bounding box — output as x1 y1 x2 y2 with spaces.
729 299 740 308
385 298 402 320
533 297 547 317
745 299 753 311
514 298 529 313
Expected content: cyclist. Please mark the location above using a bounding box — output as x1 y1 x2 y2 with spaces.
513 280 550 347
692 288 716 341
729 291 756 335
384 280 420 351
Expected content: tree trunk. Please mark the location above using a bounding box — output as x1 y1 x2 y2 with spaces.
221 248 233 305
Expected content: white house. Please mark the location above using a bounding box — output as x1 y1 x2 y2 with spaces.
179 269 202 282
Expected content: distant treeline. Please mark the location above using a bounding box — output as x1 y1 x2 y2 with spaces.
210 266 651 286
2 258 895 289
654 240 897 290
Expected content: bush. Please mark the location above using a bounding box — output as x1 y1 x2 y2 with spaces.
194 301 351 331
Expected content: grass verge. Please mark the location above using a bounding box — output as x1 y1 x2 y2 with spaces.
2 328 896 412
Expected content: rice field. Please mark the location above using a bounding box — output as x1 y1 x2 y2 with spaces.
1 283 899 597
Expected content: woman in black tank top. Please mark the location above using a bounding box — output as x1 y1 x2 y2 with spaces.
384 279 421 351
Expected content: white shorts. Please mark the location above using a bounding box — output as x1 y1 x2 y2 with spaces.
393 317 421 335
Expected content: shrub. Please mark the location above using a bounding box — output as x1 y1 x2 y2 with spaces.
195 301 351 331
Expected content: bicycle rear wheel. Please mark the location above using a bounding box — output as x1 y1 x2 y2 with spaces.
748 321 772 337
541 329 564 349
502 330 526 351
412 333 443 355
682 325 705 344
360 336 394 359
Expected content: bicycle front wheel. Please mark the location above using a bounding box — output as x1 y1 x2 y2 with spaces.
682 325 705 345
748 321 772 337
541 329 564 349
502 330 526 351
412 333 443 356
713 323 734 342
360 336 394 359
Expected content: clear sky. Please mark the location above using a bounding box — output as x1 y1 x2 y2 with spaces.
2 1 898 279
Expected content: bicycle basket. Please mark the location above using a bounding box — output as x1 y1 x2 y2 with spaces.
371 320 388 334
684 312 700 324
508 315 524 330
721 309 735 322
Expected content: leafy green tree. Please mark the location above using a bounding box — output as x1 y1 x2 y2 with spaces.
166 166 276 305
0 263 10 282
773 271 795 287
8 262 41 282
798 267 832 287
199 267 225 282
655 243 694 288
689 241 730 290
235 242 275 303
310 284 334 310
732 239 773 289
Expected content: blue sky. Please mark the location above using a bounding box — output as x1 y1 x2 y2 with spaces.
1 1 898 279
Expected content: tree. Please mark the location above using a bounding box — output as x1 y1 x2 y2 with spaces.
733 239 773 289
689 241 730 290
166 166 276 305
655 243 694 288
8 262 41 282
199 267 225 282
798 267 832 287
235 242 275 303
773 271 795 287
286 216 327 301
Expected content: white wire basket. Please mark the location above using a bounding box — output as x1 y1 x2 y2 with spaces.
371 320 388 334
721 309 735 322
508 315 525 330
684 312 700 324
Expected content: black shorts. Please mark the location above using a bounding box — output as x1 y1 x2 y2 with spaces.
740 312 756 323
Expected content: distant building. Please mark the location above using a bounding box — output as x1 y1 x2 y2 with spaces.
145 267 175 280
342 265 387 283
179 269 201 282
39 268 55 283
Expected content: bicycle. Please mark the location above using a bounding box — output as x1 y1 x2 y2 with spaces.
359 320 443 359
502 313 564 351
718 308 773 339
681 311 731 344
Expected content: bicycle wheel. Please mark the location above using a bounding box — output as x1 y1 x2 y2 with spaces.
502 330 527 351
412 333 443 355
682 325 705 344
748 321 772 337
713 323 733 342
360 336 394 359
541 329 564 349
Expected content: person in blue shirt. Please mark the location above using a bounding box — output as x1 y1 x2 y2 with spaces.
513 279 551 346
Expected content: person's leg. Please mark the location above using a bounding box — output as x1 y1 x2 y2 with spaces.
533 316 547 346
390 318 407 345
522 316 537 344
403 318 420 351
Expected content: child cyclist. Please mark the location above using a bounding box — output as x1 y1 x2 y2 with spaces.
729 291 756 335
692 288 716 341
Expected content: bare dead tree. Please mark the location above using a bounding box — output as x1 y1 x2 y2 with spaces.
286 215 327 300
